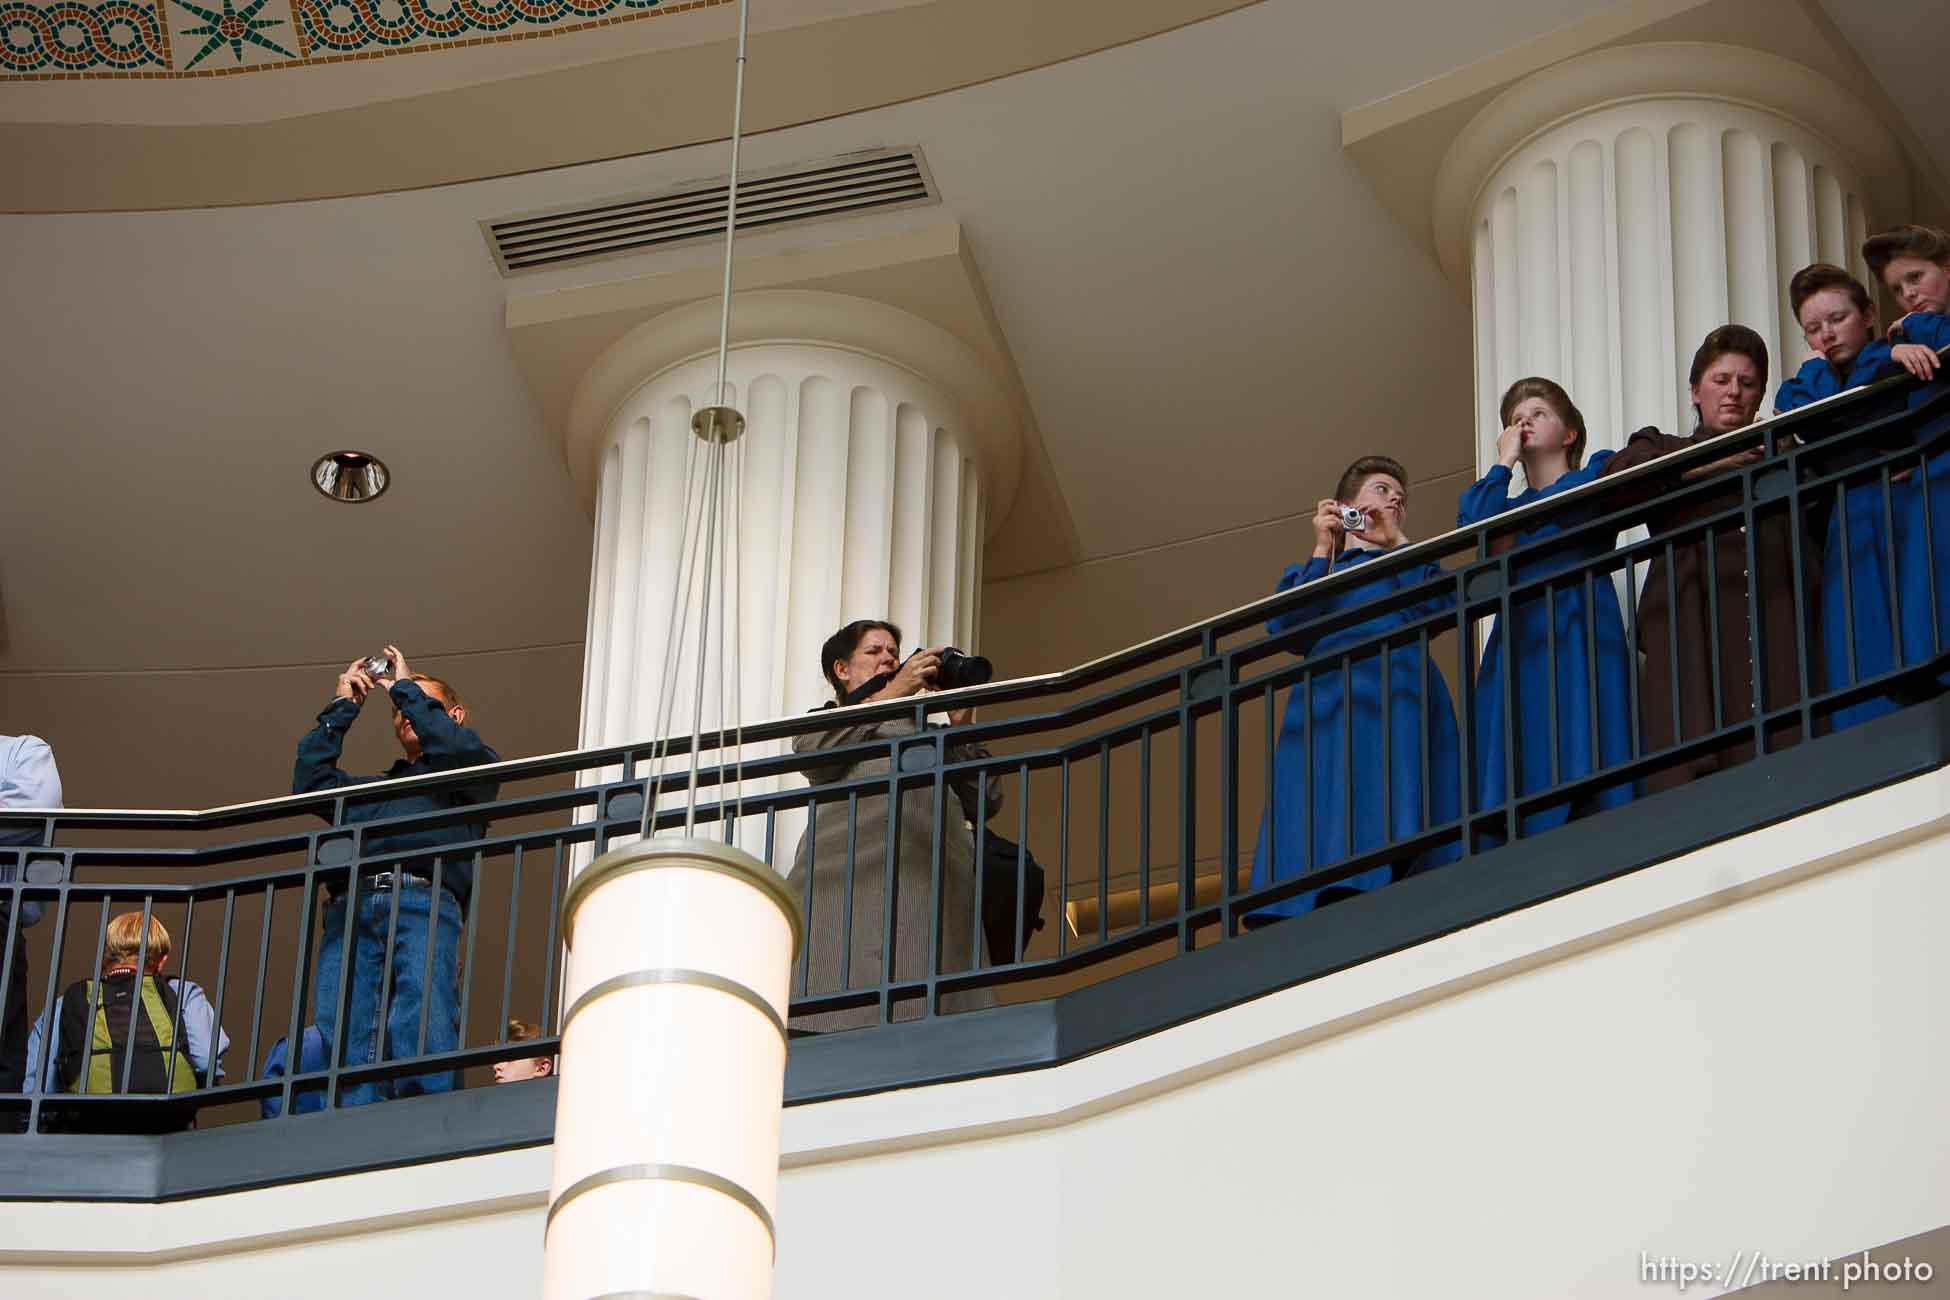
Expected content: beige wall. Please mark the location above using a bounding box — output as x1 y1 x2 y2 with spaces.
9 761 1948 1297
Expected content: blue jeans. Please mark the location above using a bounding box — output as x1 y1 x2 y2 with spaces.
313 884 462 1107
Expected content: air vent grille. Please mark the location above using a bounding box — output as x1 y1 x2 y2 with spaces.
483 147 938 276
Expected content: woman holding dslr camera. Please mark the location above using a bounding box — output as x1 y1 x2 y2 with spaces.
788 620 1000 1031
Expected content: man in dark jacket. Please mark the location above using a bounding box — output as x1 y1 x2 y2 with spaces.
293 646 499 1106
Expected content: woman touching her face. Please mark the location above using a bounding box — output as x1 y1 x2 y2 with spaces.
1456 378 1636 843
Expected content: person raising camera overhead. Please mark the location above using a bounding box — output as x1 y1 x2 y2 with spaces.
786 619 1001 1032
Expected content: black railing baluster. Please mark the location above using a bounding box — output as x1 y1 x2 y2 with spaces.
1704 524 1725 735
1500 555 1518 842
163 896 196 1098
1452 580 1475 856
1342 651 1355 864
1787 468 1816 743
1583 570 1601 775
1921 450 1942 657
0 873 20 1107
285 878 320 1116
322 870 360 1111
878 752 900 1026
418 860 445 1057
117 895 157 1097
839 794 858 993
1380 635 1394 853
1013 761 1031 964
78 899 112 1112
1743 493 1767 755
1141 725 1156 933
798 798 817 997
1177 691 1196 955
457 853 483 1052
28 890 74 1126
1623 549 1643 769
1098 742 1112 945
1838 483 1861 694
538 841 566 1035
247 881 275 1103
1882 466 1903 669
497 847 523 1037
1544 582 1560 794
1664 540 1684 755
925 769 947 1016
1059 758 1073 955
970 770 989 969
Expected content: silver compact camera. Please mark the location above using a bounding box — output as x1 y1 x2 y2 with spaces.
358 653 393 682
1336 505 1370 532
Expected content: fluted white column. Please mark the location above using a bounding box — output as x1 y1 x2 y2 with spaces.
1434 43 1910 474
545 292 1018 1298
564 290 1019 864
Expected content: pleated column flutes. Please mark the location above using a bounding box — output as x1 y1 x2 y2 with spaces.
1432 44 1910 477
576 342 989 865
1469 98 1879 471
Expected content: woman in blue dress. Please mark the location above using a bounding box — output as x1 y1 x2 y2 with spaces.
1246 456 1462 925
1868 227 1950 691
1775 264 1906 731
1456 378 1635 843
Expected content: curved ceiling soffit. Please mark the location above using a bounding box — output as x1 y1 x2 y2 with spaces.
1430 42 1911 288
564 289 1024 537
0 0 1263 212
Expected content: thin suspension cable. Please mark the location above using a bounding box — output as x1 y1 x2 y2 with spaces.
683 438 726 835
642 433 711 838
714 0 752 406
728 436 747 828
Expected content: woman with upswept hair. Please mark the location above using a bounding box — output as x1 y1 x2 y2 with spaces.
1457 377 1635 843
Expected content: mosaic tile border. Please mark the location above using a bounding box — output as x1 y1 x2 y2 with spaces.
1 0 169 73
0 0 723 78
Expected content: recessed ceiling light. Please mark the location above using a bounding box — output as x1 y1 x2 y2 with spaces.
311 450 390 503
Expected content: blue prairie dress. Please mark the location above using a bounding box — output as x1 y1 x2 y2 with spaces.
1776 341 1908 730
1888 311 1950 695
1246 546 1462 924
1455 454 1637 841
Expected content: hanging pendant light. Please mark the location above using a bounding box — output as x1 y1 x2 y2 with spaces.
544 3 801 1297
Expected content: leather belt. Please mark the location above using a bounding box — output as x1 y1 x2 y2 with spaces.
327 870 440 899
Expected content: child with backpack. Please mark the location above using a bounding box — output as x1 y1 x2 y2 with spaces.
25 911 228 1132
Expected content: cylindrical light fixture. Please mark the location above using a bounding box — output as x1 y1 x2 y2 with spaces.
545 837 803 1300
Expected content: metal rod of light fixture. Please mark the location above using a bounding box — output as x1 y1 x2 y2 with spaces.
714 0 751 407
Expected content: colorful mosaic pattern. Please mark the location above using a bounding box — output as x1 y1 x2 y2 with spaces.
175 0 292 66
298 0 658 51
1 0 719 77
1 0 166 71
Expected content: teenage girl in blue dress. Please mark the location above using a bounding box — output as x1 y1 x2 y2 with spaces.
1456 378 1636 842
1247 457 1461 924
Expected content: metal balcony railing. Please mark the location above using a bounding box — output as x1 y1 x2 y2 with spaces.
2 350 1947 1149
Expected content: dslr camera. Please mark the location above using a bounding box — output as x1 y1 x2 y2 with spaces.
931 646 994 691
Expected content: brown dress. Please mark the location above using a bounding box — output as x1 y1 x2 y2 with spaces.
1600 427 1820 792
787 715 1002 1031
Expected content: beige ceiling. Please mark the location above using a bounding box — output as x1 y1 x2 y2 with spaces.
3 0 1946 811
0 0 1265 212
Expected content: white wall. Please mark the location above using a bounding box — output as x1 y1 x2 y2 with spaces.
7 766 1950 1298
